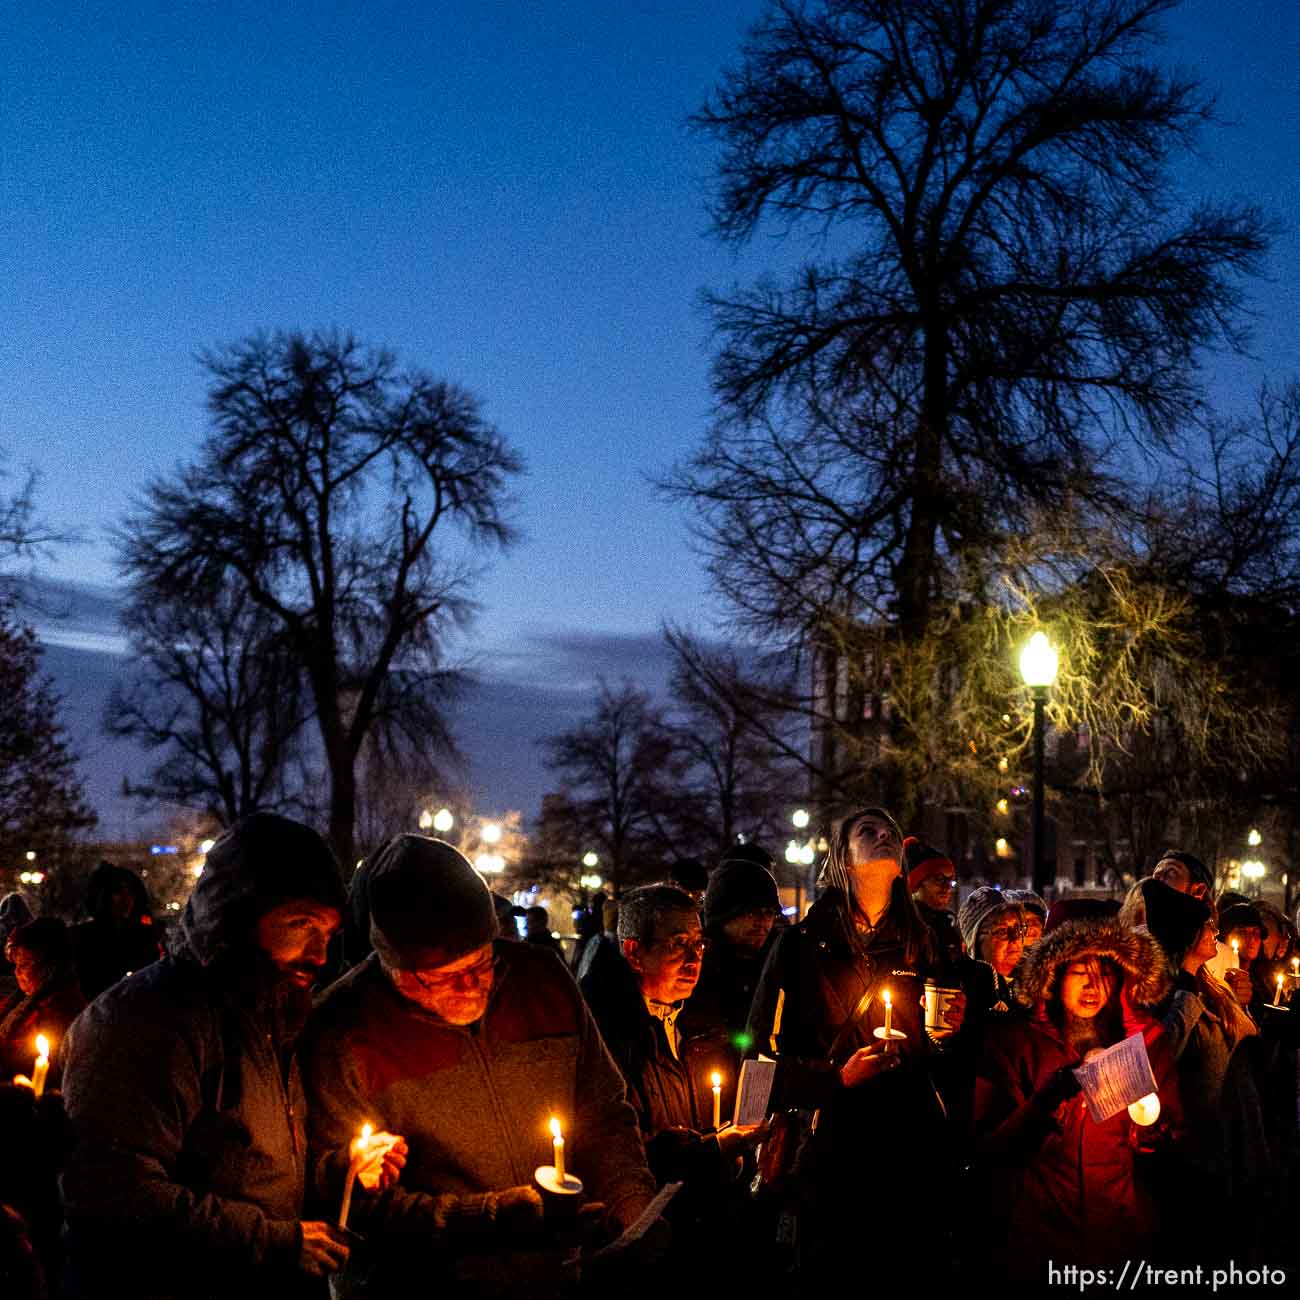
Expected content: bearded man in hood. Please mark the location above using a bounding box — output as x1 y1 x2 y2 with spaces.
60 813 400 1299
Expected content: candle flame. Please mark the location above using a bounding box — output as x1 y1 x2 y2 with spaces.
360 1123 373 1144
882 989 891 1008
549 1117 562 1141
35 1034 49 1060
711 1071 721 1088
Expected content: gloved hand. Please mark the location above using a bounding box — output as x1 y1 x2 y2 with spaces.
1035 1063 1082 1114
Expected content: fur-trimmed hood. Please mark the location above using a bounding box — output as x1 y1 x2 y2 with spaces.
1016 916 1170 1010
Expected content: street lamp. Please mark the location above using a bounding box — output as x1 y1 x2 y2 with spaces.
791 809 810 830
582 851 599 869
1019 631 1059 895
433 808 454 834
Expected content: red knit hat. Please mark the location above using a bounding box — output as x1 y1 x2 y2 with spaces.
903 836 956 891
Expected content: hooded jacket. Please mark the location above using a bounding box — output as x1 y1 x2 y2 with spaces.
70 862 163 1000
973 916 1180 1276
60 814 345 1300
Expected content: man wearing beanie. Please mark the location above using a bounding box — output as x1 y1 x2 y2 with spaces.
905 838 962 964
61 812 355 1299
682 859 782 1054
301 834 657 1298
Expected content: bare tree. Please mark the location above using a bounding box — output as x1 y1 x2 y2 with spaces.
670 0 1269 646
660 627 804 859
539 679 682 890
116 330 522 865
106 577 312 824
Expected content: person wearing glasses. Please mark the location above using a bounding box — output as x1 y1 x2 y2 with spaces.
905 837 962 964
301 834 657 1298
744 807 965 1289
581 882 764 1271
959 887 1028 1014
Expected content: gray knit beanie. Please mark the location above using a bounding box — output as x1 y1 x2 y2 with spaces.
368 834 498 970
958 886 1021 955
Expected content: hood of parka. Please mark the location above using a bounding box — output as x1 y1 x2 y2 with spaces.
179 812 346 966
1015 916 1170 1012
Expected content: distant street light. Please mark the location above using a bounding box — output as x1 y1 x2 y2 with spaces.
792 809 810 830
418 809 434 830
25 851 35 862
199 839 215 854
482 822 503 845
1248 828 1262 847
1241 859 1267 880
433 808 454 833
475 853 505 875
1019 631 1059 895
582 851 599 869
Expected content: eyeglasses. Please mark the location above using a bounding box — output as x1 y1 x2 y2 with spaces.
653 936 709 961
986 924 1026 943
411 951 497 992
928 877 956 890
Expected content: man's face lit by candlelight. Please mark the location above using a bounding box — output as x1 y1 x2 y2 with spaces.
391 943 496 1025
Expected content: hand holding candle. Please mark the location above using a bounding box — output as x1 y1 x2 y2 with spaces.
872 987 906 1048
711 1071 722 1130
1276 974 1286 1006
32 1035 49 1099
338 1123 372 1230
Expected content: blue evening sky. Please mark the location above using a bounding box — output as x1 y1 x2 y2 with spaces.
2 1 1297 829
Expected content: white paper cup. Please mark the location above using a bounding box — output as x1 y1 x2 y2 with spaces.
924 983 961 1034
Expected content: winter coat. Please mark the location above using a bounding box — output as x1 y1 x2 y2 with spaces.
582 954 735 1192
973 917 1180 1277
59 826 345 1300
71 863 163 1000
745 890 952 1261
300 941 657 1299
0 969 86 1088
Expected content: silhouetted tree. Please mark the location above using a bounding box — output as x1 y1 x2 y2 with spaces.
0 592 96 868
674 0 1268 644
116 330 522 865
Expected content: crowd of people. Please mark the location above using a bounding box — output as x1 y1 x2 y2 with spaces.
1 809 1297 1297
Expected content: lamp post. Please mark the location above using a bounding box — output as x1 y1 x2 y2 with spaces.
1019 631 1059 896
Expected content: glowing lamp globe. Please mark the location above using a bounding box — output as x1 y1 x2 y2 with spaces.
432 808 454 833
792 809 810 830
1019 632 1059 690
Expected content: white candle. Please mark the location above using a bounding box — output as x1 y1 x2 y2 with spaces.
1127 1092 1161 1126
32 1035 49 1099
338 1122 372 1229
1277 974 1285 1005
549 1117 565 1183
882 989 893 1040
1231 938 1240 965
711 1071 722 1130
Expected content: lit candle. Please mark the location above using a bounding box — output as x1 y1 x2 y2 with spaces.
1277 974 1285 1005
338 1122 372 1229
32 1035 49 1099
1231 938 1240 966
1292 957 1299 979
711 1071 722 1130
882 989 893 1041
1127 1092 1161 1126
549 1116 565 1184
